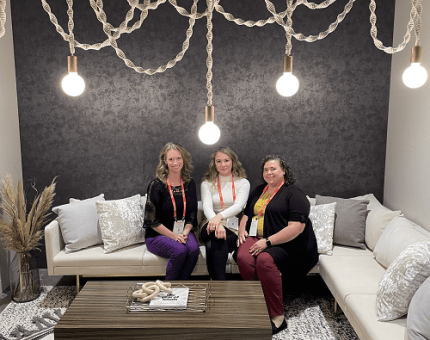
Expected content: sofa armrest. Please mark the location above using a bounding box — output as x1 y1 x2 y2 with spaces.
45 219 64 275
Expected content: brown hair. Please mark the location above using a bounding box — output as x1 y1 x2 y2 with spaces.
156 142 193 183
202 147 247 185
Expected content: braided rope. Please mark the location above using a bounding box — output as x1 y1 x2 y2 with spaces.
26 0 421 76
96 0 198 74
206 0 214 106
168 0 208 20
0 0 5 39
412 0 422 46
369 0 418 54
40 0 165 50
66 0 75 55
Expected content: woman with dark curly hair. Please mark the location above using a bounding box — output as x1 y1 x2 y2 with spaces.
144 142 199 280
236 155 318 335
200 147 250 280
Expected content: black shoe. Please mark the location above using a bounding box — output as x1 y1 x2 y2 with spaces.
271 318 287 335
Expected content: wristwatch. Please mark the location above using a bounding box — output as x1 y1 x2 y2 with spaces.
265 238 271 247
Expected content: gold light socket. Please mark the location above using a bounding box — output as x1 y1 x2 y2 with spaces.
68 55 78 73
411 46 423 64
283 56 293 73
205 105 215 122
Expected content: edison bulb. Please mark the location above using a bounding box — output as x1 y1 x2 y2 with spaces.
199 122 220 145
62 72 85 96
402 63 428 89
276 72 299 97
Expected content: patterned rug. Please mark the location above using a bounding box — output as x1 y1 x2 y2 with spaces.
0 286 76 340
0 281 358 340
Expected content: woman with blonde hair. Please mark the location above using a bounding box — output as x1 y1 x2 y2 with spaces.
200 147 250 280
144 142 199 280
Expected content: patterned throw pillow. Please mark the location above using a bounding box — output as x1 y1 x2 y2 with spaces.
309 203 336 255
96 194 145 253
376 241 430 321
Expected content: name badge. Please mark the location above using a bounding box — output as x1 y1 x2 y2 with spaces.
226 217 239 230
249 218 258 237
173 220 185 235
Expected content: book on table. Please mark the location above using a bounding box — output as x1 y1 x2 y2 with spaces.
131 287 190 310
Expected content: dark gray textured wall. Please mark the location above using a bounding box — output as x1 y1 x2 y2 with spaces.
11 1 394 264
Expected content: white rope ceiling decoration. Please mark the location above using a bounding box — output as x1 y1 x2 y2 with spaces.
0 0 426 145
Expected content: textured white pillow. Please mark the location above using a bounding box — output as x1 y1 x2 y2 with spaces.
365 206 402 251
309 202 336 255
52 194 105 253
376 241 430 321
373 217 430 268
96 194 145 253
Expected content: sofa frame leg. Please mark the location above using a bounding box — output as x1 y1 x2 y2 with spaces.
334 300 339 317
76 275 80 294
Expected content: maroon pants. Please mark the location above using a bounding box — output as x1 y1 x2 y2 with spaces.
236 237 283 318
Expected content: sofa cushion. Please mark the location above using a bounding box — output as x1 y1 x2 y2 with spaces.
52 194 105 254
407 275 430 340
318 249 385 307
376 241 430 321
373 217 430 268
316 195 369 249
365 206 402 251
345 294 407 340
96 194 145 253
309 202 336 255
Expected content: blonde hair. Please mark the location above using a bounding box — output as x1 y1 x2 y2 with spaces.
156 142 193 183
202 147 247 184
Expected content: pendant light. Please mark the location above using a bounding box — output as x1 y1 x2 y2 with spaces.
199 105 220 145
276 55 299 97
62 56 85 96
402 46 428 89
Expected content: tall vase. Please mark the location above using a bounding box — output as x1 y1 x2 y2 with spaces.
9 251 40 303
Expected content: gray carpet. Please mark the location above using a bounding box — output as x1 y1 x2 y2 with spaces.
0 286 76 340
0 278 358 340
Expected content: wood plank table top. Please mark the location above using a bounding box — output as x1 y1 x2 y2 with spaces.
55 280 272 340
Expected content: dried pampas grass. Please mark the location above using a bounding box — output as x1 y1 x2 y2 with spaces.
0 173 56 253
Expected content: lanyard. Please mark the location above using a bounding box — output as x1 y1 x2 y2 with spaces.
217 174 236 211
166 178 186 221
256 180 284 217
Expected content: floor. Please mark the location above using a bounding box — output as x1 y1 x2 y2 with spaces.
0 268 76 313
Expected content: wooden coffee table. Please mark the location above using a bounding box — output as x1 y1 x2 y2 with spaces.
54 280 272 339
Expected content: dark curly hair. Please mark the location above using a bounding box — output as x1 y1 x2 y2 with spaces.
261 155 296 186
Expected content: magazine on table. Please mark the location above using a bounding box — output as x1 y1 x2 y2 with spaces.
130 287 190 310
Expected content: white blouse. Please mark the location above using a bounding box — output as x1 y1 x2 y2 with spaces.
201 175 250 223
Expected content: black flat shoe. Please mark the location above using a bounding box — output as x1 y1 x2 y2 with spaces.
271 318 287 335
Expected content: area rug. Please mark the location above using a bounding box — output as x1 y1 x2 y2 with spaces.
275 292 360 340
0 286 76 340
0 283 358 340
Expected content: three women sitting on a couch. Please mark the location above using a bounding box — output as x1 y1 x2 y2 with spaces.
143 142 319 335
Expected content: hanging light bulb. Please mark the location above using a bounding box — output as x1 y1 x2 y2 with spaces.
199 106 220 145
61 56 85 96
276 55 299 97
402 46 428 89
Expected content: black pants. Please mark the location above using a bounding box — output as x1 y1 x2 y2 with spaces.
200 223 238 280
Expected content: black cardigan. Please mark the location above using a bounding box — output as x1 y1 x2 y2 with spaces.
244 183 319 276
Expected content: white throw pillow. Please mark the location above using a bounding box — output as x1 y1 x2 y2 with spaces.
351 193 383 211
309 203 336 255
376 241 430 321
373 217 430 268
96 194 145 253
364 206 402 251
52 194 105 254
407 275 430 340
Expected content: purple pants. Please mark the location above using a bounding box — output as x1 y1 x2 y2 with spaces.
145 233 200 280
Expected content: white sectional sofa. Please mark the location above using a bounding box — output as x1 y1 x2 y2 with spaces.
44 193 430 340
